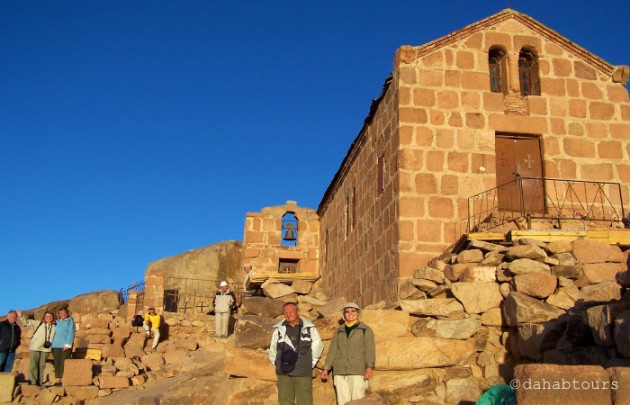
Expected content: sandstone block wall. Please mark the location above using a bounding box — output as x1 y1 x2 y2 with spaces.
318 79 401 306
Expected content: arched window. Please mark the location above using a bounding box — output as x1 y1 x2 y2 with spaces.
518 48 541 96
281 212 298 247
488 47 508 94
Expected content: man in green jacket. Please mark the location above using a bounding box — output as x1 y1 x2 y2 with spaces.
321 302 376 405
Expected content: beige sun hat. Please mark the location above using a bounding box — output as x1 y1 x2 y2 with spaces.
341 302 361 316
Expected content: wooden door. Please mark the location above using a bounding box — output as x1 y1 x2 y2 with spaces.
495 136 544 213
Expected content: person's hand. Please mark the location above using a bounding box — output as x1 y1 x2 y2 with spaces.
364 367 373 380
321 369 329 380
63 346 71 352
16 310 22 317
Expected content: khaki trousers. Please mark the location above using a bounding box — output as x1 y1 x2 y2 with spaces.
142 322 161 349
333 374 368 405
28 350 48 385
215 312 230 338
277 374 312 405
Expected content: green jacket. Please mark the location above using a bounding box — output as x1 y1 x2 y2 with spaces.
323 321 375 375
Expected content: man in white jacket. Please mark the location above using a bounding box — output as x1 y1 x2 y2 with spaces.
269 302 323 405
213 281 236 338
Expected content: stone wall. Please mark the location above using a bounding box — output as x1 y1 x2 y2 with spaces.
318 79 401 307
242 201 319 277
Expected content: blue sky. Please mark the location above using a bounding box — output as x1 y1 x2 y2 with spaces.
2 1 629 312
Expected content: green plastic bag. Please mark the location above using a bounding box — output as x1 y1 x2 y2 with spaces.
475 384 515 405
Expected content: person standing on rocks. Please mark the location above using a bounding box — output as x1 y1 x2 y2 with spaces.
269 302 324 405
0 310 22 372
142 306 161 351
242 264 257 297
51 308 75 385
213 281 236 338
17 310 56 386
321 302 376 405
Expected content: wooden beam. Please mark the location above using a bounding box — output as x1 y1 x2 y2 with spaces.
247 273 319 288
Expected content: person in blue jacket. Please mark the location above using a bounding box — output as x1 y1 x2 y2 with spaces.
51 308 75 385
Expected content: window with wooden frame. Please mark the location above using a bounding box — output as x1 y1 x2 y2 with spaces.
518 48 541 96
489 46 508 94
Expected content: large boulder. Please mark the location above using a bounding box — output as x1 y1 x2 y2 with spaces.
451 282 503 314
586 301 630 346
146 240 243 297
572 239 624 264
235 315 276 350
261 279 295 299
360 310 410 342
68 290 120 314
582 263 625 284
514 364 612 404
375 337 476 370
240 297 284 318
507 258 550 275
0 373 15 403
581 281 622 303
369 369 441 402
512 272 557 298
399 298 465 318
225 346 276 381
505 245 548 261
412 318 484 341
504 292 564 326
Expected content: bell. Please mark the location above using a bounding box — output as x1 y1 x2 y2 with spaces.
283 228 297 241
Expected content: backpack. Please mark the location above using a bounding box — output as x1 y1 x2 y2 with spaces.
131 315 144 327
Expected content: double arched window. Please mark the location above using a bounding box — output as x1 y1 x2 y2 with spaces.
489 46 540 97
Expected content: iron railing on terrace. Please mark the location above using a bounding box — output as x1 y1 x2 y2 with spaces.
467 177 625 233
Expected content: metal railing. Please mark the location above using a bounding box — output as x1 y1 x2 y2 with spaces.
118 280 145 303
163 276 218 315
467 177 625 232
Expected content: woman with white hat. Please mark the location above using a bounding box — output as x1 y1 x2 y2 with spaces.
321 302 376 404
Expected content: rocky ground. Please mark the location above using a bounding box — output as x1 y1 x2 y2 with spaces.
2 236 630 404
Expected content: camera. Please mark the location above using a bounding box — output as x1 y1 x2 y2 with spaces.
43 341 52 349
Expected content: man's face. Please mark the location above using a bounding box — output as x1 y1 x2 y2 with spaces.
6 312 17 324
148 309 155 315
58 310 68 320
283 305 300 325
220 285 228 292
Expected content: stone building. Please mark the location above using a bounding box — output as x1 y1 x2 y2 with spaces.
317 9 630 306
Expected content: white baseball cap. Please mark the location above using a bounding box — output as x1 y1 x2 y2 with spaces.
219 281 228 287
